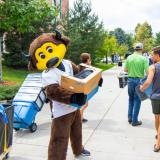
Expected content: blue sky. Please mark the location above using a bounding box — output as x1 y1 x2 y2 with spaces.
69 0 160 34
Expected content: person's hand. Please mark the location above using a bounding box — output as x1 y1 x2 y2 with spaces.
98 78 103 87
70 93 87 106
139 85 144 92
45 98 50 103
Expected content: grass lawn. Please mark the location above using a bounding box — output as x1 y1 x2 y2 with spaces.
94 63 115 71
2 66 31 84
0 66 32 101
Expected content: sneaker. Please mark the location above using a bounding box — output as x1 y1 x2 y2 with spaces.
82 118 88 123
81 149 91 156
128 119 132 124
132 121 142 126
154 144 160 152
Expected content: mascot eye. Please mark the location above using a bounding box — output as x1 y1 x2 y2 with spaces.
39 52 45 59
46 46 53 53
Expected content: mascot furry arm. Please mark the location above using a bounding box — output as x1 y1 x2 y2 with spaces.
28 32 82 105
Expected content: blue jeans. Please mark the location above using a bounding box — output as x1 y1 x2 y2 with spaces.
128 78 141 124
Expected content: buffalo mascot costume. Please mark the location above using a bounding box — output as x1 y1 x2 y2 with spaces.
28 30 90 160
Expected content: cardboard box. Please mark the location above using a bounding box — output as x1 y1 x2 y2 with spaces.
61 63 102 94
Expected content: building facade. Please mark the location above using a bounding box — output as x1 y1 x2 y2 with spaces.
48 0 69 18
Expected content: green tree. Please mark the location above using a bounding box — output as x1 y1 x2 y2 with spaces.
0 0 57 68
99 35 118 63
66 0 105 64
0 0 57 33
154 32 160 46
109 28 133 53
117 44 128 59
135 23 140 33
109 28 126 45
135 21 153 51
125 33 134 52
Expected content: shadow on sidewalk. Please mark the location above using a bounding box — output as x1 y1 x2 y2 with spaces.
140 118 154 130
84 119 124 133
9 156 32 160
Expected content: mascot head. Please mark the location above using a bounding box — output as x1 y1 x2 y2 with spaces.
28 30 70 70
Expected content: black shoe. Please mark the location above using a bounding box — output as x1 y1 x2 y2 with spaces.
82 118 88 123
128 119 132 124
154 144 160 152
132 121 142 126
80 149 91 156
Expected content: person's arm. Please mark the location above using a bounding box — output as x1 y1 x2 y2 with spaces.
71 62 79 75
124 68 128 72
45 84 87 106
145 69 149 75
140 65 155 92
45 84 74 104
42 70 74 104
124 60 128 72
144 58 149 75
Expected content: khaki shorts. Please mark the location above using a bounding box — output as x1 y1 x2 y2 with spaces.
151 100 160 114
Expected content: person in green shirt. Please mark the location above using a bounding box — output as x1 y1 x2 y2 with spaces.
124 42 149 126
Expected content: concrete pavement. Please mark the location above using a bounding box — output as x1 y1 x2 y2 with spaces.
9 66 160 160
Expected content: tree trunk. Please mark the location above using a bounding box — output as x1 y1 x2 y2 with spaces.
0 36 3 82
105 53 108 64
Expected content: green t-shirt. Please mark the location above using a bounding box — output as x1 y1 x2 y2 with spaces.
124 52 149 78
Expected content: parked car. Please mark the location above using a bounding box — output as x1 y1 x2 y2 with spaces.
101 57 112 63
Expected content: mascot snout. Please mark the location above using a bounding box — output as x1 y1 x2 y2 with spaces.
46 57 59 68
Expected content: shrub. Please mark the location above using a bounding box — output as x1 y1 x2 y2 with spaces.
0 85 20 101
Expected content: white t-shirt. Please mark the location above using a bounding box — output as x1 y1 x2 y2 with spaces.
42 59 77 118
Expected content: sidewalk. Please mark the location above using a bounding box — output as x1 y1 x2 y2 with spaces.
9 66 160 160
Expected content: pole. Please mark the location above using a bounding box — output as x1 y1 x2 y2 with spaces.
0 36 3 82
60 0 62 18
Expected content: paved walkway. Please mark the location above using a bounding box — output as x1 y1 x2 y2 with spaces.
9 66 160 160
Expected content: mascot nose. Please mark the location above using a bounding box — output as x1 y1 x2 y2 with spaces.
46 57 59 68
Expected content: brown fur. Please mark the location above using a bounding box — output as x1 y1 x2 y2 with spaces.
28 33 70 70
71 62 79 75
48 110 83 160
78 65 86 72
45 84 74 104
